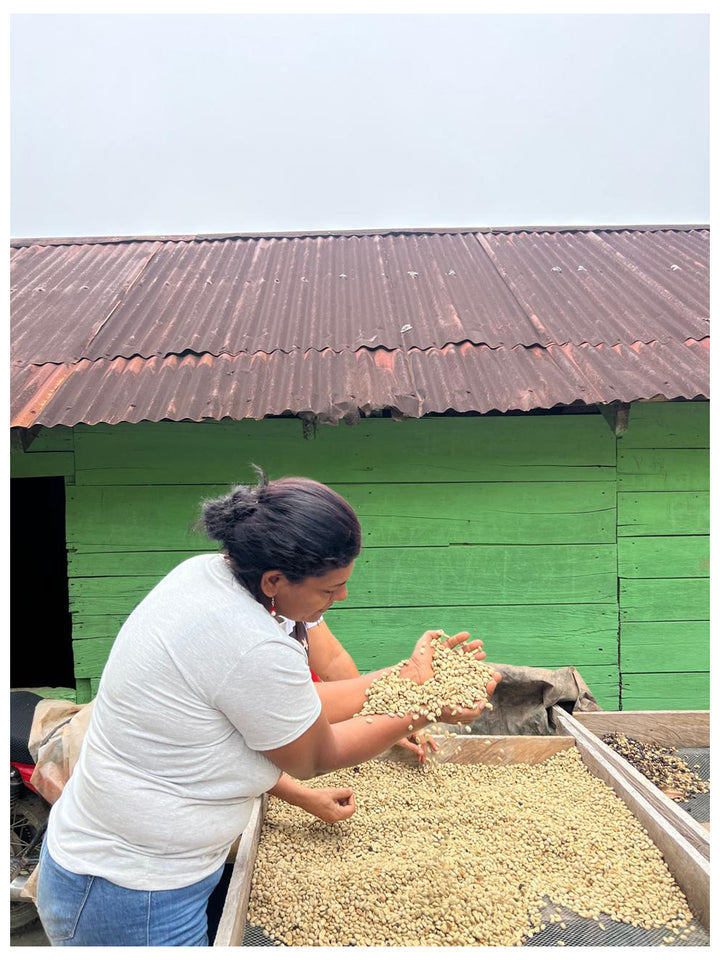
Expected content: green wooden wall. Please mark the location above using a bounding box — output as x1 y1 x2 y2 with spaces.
616 403 709 709
10 401 709 710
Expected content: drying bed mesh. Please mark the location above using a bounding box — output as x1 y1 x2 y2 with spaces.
243 905 709 947
675 747 710 824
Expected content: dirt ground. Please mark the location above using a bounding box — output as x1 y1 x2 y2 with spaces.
11 916 49 946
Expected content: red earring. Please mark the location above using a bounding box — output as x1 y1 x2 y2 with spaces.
269 596 276 617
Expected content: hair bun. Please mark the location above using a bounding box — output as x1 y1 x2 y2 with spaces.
201 485 258 542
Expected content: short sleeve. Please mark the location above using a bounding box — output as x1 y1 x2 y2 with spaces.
213 636 321 752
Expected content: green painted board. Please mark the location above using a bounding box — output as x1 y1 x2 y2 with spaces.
68 544 618 612
74 665 620 711
619 401 709 449
67 551 211 578
66 481 617 551
73 639 115 678
75 678 93 704
620 578 710 622
73 602 618 682
34 425 74 452
22 425 74 452
617 449 709 491
73 416 617 485
72 614 128 640
327 603 617 668
581 686 618 711
73 605 618 650
618 536 709 579
620 622 709 672
12 686 77 702
618 492 709 536
11 450 74 478
559 666 618 711
621 672 709 710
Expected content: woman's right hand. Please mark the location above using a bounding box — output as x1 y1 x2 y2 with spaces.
299 787 356 823
437 670 502 725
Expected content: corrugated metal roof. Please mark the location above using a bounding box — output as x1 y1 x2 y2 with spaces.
10 339 709 429
10 226 709 428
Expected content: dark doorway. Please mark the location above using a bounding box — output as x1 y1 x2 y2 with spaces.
11 477 74 688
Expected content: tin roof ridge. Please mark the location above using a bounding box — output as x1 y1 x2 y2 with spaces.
10 223 710 248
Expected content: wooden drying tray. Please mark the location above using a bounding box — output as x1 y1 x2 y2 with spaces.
213 734 709 946
553 709 710 853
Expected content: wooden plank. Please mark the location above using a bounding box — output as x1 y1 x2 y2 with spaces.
68 551 211 578
11 686 77 702
71 614 127 640
10 450 74 478
617 448 709 491
327 603 618 670
25 425 74 452
620 622 709 672
567 667 619 711
618 536 709 579
74 416 617 485
570 710 710 748
75 679 93 704
620 578 709 622
67 543 618 616
213 795 267 947
73 638 115 677
73 605 619 668
552 708 710 909
66 481 617 550
69 642 619 710
620 401 709 448
386 735 576 766
68 576 161 615
618 491 709 536
621 673 709 711
66 486 217 552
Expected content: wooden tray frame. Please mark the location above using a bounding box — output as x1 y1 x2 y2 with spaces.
213 732 710 946
553 709 710 849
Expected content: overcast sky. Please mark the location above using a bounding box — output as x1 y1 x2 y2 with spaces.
10 13 709 238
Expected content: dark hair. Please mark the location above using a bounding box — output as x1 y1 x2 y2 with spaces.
200 467 362 599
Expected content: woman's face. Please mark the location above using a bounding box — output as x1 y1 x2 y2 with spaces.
267 561 355 623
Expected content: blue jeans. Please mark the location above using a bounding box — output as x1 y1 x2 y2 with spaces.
36 841 224 946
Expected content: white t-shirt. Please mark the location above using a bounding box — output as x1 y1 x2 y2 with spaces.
46 553 322 890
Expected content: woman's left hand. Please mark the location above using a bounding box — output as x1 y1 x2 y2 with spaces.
396 734 438 764
401 630 485 686
299 787 356 822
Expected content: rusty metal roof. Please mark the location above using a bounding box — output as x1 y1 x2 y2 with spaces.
10 226 709 428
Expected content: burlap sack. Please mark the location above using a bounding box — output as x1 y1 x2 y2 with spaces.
28 699 95 804
21 699 95 903
466 663 601 736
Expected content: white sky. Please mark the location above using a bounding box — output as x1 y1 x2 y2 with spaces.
10 12 710 238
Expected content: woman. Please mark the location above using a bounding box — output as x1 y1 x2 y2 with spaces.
37 472 499 946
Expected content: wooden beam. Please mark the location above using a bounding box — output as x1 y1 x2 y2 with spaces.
213 795 267 947
569 710 709 748
385 735 575 766
553 708 709 927
597 401 631 436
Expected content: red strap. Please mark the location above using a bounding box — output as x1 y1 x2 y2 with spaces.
310 668 322 683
